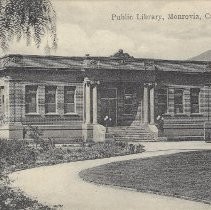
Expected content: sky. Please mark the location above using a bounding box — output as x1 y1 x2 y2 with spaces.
5 0 211 60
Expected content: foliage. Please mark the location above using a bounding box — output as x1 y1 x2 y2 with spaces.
0 139 37 171
26 124 55 150
0 139 49 209
0 139 144 172
0 0 57 52
27 125 43 148
0 139 144 209
36 141 144 165
0 185 52 209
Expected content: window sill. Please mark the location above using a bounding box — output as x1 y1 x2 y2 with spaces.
25 113 40 116
174 113 188 116
163 113 172 116
45 113 60 116
64 113 79 116
190 113 203 116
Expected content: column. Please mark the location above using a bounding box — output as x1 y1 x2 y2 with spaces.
3 77 23 139
85 78 91 124
4 77 13 123
150 85 155 124
143 84 149 124
92 83 98 124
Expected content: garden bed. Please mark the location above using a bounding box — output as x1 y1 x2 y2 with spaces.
80 150 211 204
0 139 144 209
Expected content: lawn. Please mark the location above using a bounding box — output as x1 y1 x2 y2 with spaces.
80 150 211 204
0 139 144 209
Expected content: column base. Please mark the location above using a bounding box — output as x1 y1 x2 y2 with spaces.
93 124 106 142
0 122 23 140
82 123 93 142
148 124 158 140
82 123 106 142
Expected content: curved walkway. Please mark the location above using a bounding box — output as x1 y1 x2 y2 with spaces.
9 142 211 210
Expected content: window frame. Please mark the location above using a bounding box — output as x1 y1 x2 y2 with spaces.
45 86 57 114
25 85 38 114
64 86 77 114
124 87 135 115
190 88 200 114
174 88 184 114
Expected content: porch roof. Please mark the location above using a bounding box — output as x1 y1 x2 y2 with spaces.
0 54 210 73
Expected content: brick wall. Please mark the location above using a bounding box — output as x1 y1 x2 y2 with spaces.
160 85 207 140
1 70 84 141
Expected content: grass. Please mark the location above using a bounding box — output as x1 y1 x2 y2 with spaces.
80 150 211 204
0 139 144 209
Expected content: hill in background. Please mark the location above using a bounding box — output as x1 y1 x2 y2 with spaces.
190 50 211 61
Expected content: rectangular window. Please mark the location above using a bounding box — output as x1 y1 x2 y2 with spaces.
174 89 183 114
64 86 76 113
190 88 200 113
45 86 57 113
124 88 135 114
157 88 168 115
25 86 38 113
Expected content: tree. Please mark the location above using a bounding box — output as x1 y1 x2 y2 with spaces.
27 124 43 148
0 0 57 52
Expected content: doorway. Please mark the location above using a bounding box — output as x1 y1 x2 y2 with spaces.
100 88 117 126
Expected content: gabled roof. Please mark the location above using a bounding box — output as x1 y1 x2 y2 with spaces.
0 50 210 73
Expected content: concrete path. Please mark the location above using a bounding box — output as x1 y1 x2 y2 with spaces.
9 141 211 210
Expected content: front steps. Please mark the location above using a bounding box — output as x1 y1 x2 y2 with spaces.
108 123 157 142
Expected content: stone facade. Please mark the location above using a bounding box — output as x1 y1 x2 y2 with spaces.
0 51 210 142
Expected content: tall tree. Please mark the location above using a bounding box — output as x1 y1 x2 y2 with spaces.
0 0 57 53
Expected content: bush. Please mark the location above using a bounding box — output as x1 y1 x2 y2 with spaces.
135 144 144 153
0 185 52 209
0 139 144 171
0 139 144 209
0 139 52 209
0 139 38 171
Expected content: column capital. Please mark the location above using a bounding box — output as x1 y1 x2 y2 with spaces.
144 82 156 88
144 83 151 88
90 80 100 86
84 77 91 87
84 78 100 87
84 77 90 82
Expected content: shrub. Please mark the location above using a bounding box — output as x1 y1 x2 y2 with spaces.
128 144 136 154
0 139 144 209
135 144 144 153
0 139 38 171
